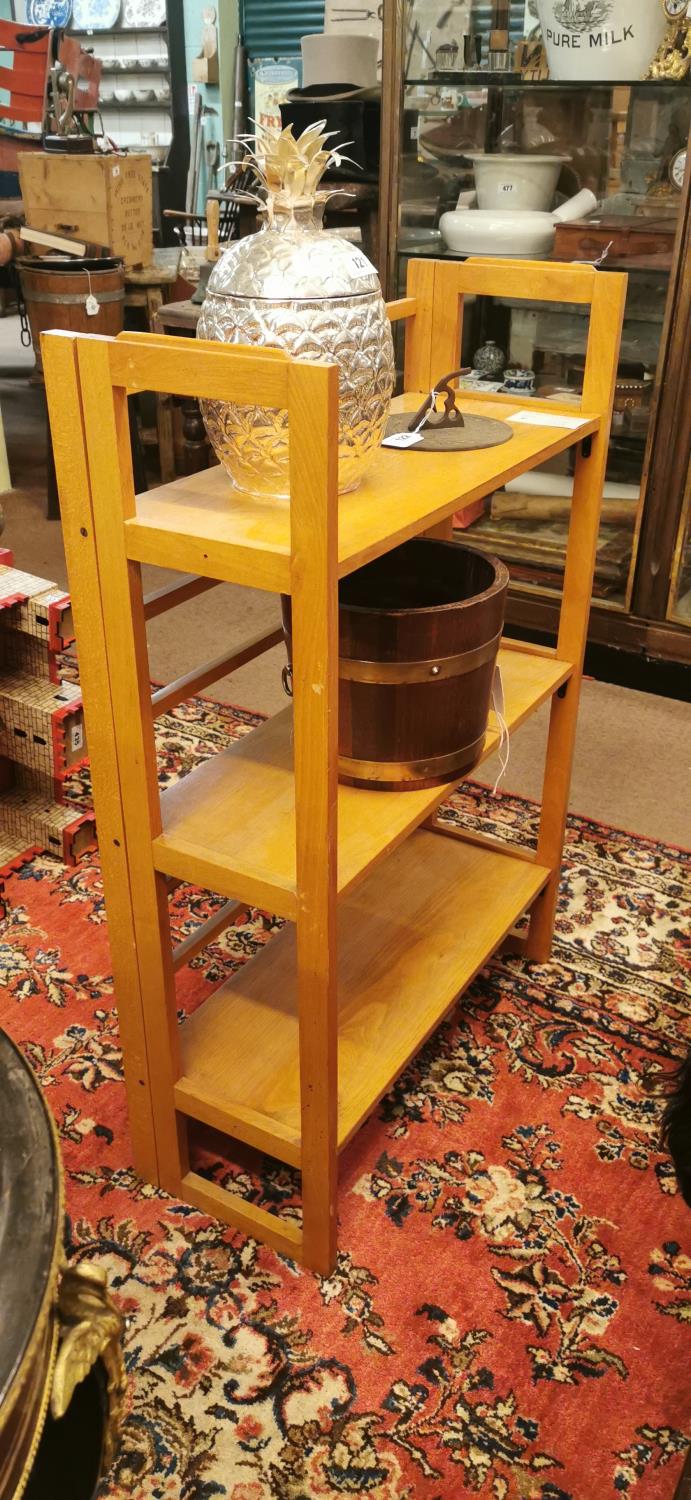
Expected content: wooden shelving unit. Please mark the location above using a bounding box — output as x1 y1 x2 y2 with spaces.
44 255 626 1273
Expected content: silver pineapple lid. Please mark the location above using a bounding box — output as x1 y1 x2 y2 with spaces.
205 220 381 302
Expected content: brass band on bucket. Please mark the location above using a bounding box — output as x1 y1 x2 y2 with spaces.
338 732 487 783
338 631 501 685
22 289 125 306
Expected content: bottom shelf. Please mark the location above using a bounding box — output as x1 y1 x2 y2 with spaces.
175 829 549 1162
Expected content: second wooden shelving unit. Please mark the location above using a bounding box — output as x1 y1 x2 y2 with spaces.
44 255 626 1273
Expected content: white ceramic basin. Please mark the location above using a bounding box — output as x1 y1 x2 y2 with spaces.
466 153 567 213
439 189 598 259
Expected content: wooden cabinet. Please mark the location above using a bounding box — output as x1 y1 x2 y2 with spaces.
377 22 691 671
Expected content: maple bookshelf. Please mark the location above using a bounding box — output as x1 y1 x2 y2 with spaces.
44 255 626 1272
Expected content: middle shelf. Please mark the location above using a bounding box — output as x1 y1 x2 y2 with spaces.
153 643 572 918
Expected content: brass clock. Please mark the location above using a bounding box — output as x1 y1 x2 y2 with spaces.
662 0 687 18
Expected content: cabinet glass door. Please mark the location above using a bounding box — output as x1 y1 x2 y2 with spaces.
394 48 691 611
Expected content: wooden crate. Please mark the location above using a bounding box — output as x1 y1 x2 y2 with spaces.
19 152 152 269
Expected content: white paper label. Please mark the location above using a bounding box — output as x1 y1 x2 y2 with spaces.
382 430 424 449
508 409 584 430
491 664 505 718
71 723 84 752
85 294 100 317
111 164 120 177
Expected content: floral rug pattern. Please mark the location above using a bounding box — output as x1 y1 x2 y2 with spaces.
0 694 690 1500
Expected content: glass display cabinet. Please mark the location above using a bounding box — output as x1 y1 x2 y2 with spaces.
377 2 691 668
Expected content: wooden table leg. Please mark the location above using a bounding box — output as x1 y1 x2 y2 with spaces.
145 286 164 325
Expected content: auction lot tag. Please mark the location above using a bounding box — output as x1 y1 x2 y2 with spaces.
382 430 424 449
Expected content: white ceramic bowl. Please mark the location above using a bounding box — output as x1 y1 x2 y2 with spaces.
440 209 558 258
466 153 567 213
439 188 597 258
398 227 443 252
536 0 667 82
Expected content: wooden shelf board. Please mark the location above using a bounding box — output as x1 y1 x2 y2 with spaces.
175 829 550 1160
125 395 599 593
152 644 572 917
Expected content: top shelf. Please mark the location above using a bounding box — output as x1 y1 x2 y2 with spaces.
125 393 599 594
405 75 690 90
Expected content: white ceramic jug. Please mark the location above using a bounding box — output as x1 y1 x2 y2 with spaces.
536 0 667 81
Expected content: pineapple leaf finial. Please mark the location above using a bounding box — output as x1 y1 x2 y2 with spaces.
232 121 354 214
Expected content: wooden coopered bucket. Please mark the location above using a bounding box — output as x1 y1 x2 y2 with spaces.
283 537 508 791
19 256 125 373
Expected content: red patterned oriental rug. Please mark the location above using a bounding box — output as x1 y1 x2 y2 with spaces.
1 694 690 1500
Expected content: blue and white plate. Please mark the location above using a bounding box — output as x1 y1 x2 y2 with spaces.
26 0 72 24
72 0 120 29
121 0 165 26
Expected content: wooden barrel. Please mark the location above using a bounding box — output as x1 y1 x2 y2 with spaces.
18 256 124 373
283 537 508 791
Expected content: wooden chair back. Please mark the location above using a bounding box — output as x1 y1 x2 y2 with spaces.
164 168 259 257
0 20 52 127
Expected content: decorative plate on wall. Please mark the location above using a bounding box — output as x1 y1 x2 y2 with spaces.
27 0 72 24
121 0 166 26
72 0 120 28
